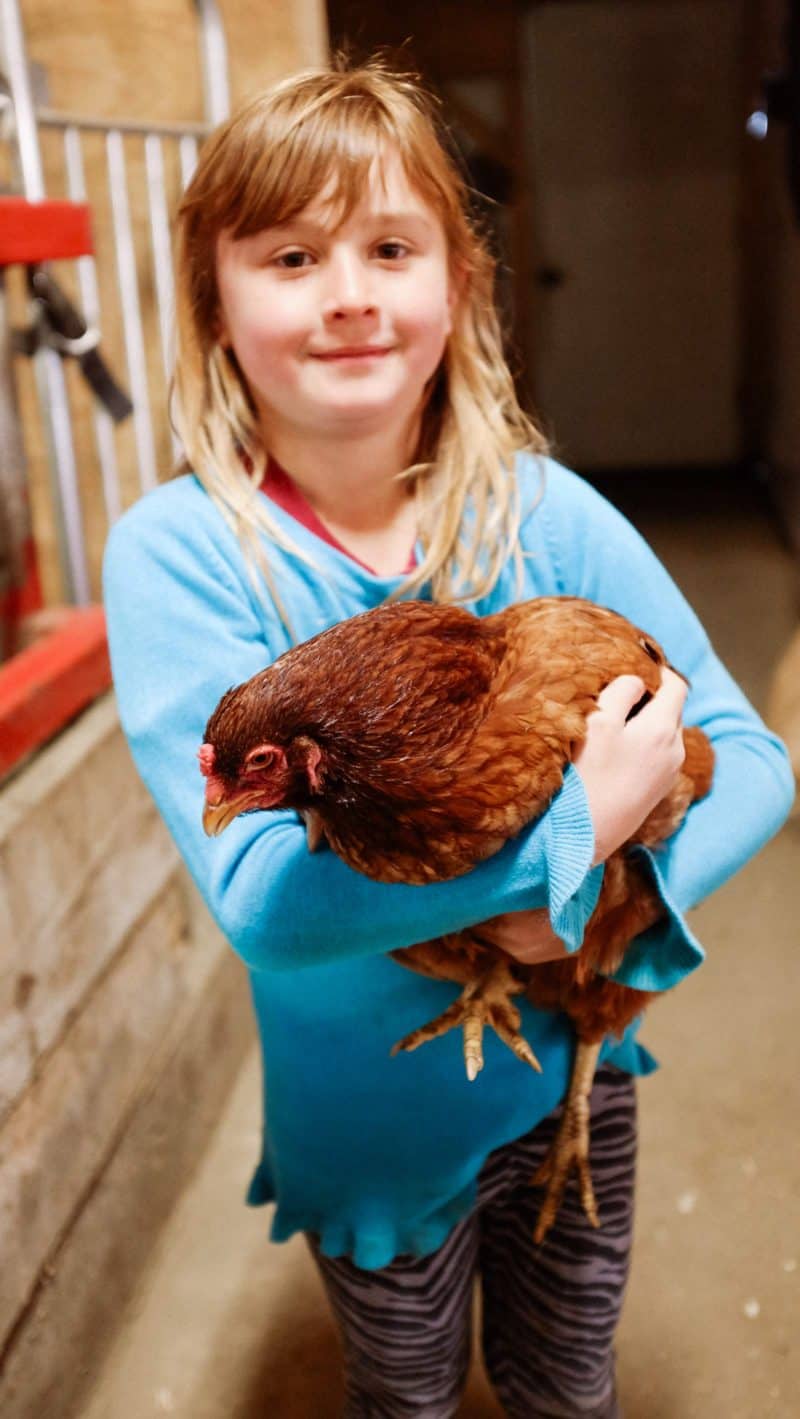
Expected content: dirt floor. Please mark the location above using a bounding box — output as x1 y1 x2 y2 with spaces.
81 470 800 1419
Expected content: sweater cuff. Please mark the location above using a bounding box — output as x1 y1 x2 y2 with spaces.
542 765 604 952
603 845 706 992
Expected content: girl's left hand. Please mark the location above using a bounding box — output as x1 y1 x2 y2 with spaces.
473 909 570 964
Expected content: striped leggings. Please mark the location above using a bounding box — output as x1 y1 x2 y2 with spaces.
307 1065 636 1419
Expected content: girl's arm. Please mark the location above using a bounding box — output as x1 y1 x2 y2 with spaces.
531 458 795 990
103 490 602 972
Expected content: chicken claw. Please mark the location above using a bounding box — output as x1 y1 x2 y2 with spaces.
531 1039 602 1244
390 960 542 1081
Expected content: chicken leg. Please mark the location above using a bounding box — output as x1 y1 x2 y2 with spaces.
531 1038 603 1244
390 957 542 1081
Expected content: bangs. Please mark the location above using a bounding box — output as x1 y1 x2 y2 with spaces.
231 128 391 241
219 84 455 243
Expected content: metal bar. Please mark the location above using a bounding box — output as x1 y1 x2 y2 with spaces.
63 124 123 526
144 134 175 385
37 107 210 140
106 128 158 491
144 133 180 459
0 271 28 568
0 0 44 197
0 265 36 654
0 0 90 602
194 0 230 126
36 347 91 603
178 134 199 189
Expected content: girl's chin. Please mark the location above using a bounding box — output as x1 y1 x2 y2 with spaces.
313 403 411 432
256 369 432 433
300 386 420 425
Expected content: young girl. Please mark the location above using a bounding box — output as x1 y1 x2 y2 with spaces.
103 57 793 1419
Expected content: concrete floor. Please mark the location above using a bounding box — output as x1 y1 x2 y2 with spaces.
82 473 800 1419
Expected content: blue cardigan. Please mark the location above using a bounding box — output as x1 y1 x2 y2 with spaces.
102 453 794 1269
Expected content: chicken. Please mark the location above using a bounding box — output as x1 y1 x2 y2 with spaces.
200 596 714 1240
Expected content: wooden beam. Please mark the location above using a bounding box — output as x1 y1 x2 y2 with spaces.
0 198 93 266
0 606 111 778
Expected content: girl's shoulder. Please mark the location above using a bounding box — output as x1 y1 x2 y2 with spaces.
515 450 607 524
509 450 661 605
102 474 256 618
106 473 218 552
515 450 645 553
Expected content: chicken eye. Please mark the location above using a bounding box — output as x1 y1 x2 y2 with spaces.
640 638 660 663
246 749 275 772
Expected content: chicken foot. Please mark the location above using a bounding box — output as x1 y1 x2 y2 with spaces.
531 1038 603 1244
390 958 542 1081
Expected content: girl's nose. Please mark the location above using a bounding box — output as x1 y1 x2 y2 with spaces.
322 251 377 321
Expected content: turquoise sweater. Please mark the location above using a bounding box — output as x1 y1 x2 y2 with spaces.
102 454 794 1269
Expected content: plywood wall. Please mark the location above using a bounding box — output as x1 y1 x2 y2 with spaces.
8 0 327 603
20 0 328 116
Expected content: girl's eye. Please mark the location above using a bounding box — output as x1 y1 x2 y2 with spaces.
274 250 314 270
375 241 410 261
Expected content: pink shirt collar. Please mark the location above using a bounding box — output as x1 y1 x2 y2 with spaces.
260 456 417 577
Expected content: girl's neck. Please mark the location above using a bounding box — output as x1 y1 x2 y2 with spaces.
263 415 419 532
263 417 421 576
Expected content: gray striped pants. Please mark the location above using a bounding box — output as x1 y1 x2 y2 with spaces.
307 1065 636 1419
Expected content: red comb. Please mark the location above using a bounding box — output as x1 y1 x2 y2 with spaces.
197 743 216 776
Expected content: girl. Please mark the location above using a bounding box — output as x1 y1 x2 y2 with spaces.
103 56 793 1419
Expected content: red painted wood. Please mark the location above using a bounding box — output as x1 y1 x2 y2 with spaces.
0 197 94 265
0 536 44 659
0 606 111 777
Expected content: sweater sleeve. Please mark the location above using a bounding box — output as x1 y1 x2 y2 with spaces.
530 457 795 991
102 488 603 973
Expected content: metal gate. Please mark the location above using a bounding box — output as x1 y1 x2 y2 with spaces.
0 0 229 618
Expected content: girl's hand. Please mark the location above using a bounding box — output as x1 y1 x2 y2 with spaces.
473 909 570 964
474 670 687 964
575 668 688 866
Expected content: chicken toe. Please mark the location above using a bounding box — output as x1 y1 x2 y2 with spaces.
390 959 542 1081
531 1040 602 1244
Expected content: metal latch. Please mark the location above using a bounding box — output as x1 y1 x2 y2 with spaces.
13 265 133 423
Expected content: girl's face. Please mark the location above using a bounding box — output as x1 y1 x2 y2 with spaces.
215 150 458 445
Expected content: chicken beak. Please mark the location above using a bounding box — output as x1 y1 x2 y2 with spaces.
202 798 248 837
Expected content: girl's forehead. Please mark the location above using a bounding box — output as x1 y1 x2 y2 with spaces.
297 151 440 232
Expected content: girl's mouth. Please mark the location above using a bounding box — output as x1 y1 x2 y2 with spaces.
312 347 395 361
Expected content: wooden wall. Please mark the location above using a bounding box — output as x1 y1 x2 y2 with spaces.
0 697 256 1418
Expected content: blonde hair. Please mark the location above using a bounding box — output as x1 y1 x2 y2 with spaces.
171 53 548 625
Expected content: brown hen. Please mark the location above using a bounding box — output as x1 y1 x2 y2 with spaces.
200 597 714 1240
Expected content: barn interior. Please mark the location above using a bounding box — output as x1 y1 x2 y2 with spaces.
1 2 798 1417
